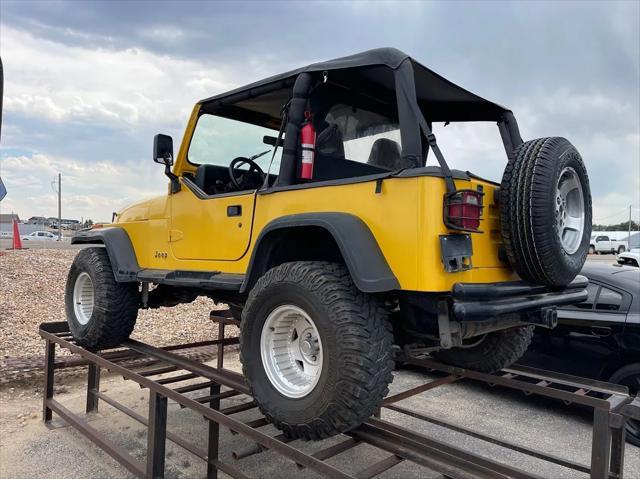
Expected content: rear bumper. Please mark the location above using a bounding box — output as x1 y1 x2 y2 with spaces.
451 275 589 321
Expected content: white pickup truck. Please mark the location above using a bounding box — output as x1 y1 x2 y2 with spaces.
589 233 628 254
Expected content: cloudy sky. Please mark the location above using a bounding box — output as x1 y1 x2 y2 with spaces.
0 1 638 224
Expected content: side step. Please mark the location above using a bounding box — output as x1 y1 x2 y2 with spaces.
137 269 244 291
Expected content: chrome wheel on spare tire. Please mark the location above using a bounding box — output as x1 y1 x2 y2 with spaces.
240 261 394 440
500 137 592 287
260 304 323 398
555 167 585 255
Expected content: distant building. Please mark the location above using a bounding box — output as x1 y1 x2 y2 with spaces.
28 216 47 224
0 214 33 237
0 213 20 223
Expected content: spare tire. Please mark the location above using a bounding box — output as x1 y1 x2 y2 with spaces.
500 137 591 287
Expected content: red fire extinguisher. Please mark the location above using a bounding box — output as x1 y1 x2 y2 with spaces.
300 111 315 180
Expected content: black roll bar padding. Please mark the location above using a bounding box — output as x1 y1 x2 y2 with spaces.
395 59 456 194
393 60 423 169
497 111 524 161
277 72 314 186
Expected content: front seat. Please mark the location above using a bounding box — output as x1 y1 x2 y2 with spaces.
316 122 345 158
367 138 402 170
194 164 219 195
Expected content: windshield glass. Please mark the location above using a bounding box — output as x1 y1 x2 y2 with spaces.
188 114 280 173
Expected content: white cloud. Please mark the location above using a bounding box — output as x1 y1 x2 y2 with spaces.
0 25 237 129
0 24 248 222
0 153 167 222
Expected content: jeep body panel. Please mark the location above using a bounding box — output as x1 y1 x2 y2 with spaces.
109 168 512 292
169 188 255 261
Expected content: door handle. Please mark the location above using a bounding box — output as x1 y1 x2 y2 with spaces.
590 326 612 337
227 205 242 217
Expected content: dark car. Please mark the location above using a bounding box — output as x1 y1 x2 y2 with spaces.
519 262 640 445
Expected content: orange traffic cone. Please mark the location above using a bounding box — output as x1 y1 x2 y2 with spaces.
12 218 24 250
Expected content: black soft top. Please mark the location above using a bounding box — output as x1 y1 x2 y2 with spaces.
199 47 509 129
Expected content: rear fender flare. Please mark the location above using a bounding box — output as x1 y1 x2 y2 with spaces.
241 213 400 293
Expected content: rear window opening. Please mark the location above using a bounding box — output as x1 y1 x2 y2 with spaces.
427 122 507 181
321 103 402 168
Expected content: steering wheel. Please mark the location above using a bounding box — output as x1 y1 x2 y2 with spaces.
228 157 266 190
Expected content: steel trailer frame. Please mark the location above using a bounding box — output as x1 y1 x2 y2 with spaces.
39 312 639 479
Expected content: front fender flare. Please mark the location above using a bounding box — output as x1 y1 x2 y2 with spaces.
241 213 400 293
71 227 140 282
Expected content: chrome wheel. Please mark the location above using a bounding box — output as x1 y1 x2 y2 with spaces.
73 272 94 325
260 304 323 398
555 167 585 254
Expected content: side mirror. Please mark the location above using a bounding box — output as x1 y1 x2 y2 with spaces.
153 134 173 165
153 134 180 194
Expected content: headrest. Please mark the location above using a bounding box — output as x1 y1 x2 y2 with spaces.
367 138 402 170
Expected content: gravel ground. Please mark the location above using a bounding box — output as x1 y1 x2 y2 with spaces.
0 248 235 362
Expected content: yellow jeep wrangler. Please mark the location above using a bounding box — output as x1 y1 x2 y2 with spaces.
66 48 591 439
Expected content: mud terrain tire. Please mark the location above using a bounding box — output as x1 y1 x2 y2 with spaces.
65 247 139 349
433 326 534 373
240 261 394 440
500 137 591 287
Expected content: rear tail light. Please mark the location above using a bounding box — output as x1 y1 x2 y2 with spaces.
444 189 484 232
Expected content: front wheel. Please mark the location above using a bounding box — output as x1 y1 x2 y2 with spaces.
65 247 139 349
240 261 394 440
433 326 534 373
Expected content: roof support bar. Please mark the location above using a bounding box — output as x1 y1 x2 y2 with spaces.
278 72 314 186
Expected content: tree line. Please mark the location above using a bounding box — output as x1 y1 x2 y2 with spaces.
592 220 639 232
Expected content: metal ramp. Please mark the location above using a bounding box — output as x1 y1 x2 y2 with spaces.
39 312 640 479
